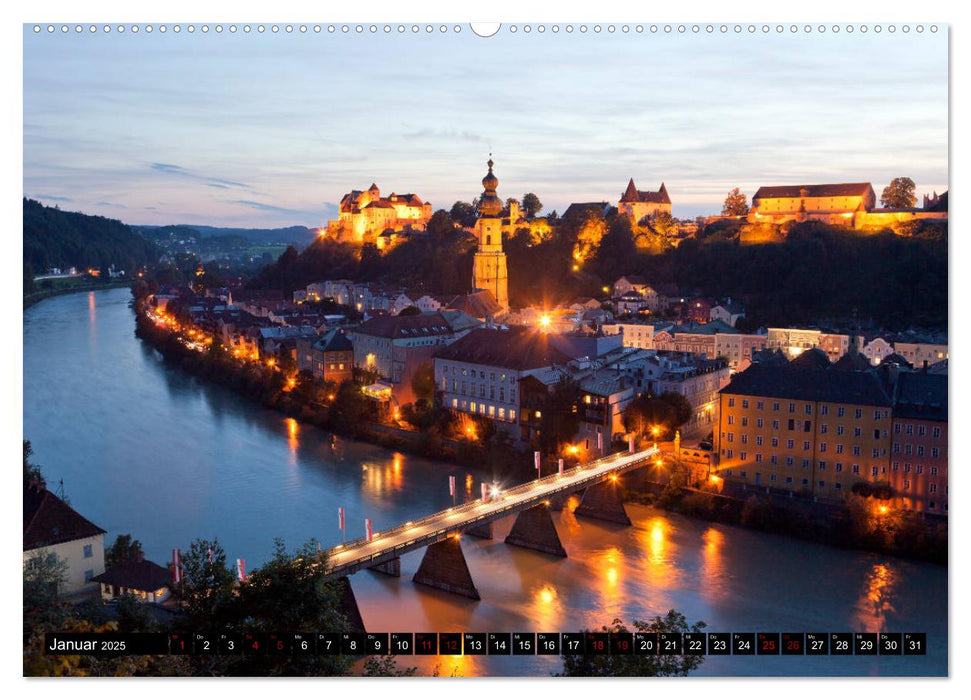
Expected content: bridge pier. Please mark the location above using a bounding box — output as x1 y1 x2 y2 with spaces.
504 503 567 557
412 535 481 600
464 521 493 540
573 478 632 526
368 556 401 577
335 576 367 632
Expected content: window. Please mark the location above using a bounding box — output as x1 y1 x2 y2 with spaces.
836 425 844 436
756 453 763 463
894 424 901 435
836 444 844 454
933 426 941 438
805 404 812 415
740 452 747 461
742 399 749 409
83 544 93 559
786 476 793 484
819 442 827 453
771 455 778 465
755 436 763 446
902 479 911 490
854 427 862 438
855 408 863 419
906 424 913 435
918 425 926 437
789 403 795 413
787 439 794 449
727 450 733 459
820 424 828 434
727 433 734 443
917 465 924 475
893 443 900 453
818 460 826 470
786 456 794 466
871 466 879 477
757 418 764 428
803 441 810 451
728 415 734 425
904 463 911 473
835 482 842 490
836 463 843 473
821 405 829 416
853 446 861 456
84 570 94 583
757 401 764 410
802 478 809 486
773 402 780 411
728 397 735 407
838 407 845 417
852 464 860 474
741 417 748 427
931 466 938 476
771 437 778 447
930 483 937 494
769 473 776 481
917 446 924 457
739 469 746 477
905 444 912 455
788 419 795 430
802 459 810 469
772 420 780 429
804 420 812 432
872 448 880 458
510 409 516 421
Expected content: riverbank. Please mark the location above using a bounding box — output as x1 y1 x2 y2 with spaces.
24 278 130 309
132 305 535 482
623 475 947 566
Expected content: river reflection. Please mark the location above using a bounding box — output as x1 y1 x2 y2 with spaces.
23 289 948 677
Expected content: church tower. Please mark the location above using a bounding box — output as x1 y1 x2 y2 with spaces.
472 157 509 313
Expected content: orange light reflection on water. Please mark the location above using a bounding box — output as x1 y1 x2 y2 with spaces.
854 562 898 631
285 418 299 465
700 526 725 590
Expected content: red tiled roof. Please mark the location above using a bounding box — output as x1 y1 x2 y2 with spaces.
434 327 572 371
620 179 671 204
355 312 453 339
753 183 873 200
24 483 106 551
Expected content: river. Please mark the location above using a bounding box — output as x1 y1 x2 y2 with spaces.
23 288 947 676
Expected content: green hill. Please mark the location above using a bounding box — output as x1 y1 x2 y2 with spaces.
23 198 160 276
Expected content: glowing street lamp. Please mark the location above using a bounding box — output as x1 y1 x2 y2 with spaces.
539 314 552 331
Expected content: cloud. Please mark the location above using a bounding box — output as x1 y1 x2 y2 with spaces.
96 200 127 208
32 193 72 202
207 183 229 189
150 162 249 189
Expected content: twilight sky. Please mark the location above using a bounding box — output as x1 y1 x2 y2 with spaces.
23 25 948 227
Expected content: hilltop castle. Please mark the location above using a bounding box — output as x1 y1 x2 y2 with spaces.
326 183 432 244
618 179 671 223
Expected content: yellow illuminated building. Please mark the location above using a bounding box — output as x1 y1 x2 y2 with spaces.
471 157 509 313
327 183 432 243
715 364 892 500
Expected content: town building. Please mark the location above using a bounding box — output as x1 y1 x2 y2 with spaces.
889 372 947 515
714 363 894 501
24 482 106 596
91 557 173 604
350 312 462 385
434 327 571 434
471 158 510 313
618 179 671 223
602 320 655 350
893 341 948 369
297 327 354 384
766 327 861 363
327 183 433 243
862 336 895 366
709 299 746 327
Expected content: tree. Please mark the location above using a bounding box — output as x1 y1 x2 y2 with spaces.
522 193 543 219
398 305 421 316
177 538 237 633
722 187 749 216
24 550 69 631
880 177 917 208
449 201 477 228
659 391 693 428
410 361 437 404
105 534 144 567
559 612 706 676
623 396 676 437
643 210 678 238
24 440 44 486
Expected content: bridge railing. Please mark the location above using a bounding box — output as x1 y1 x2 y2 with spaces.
321 447 658 576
